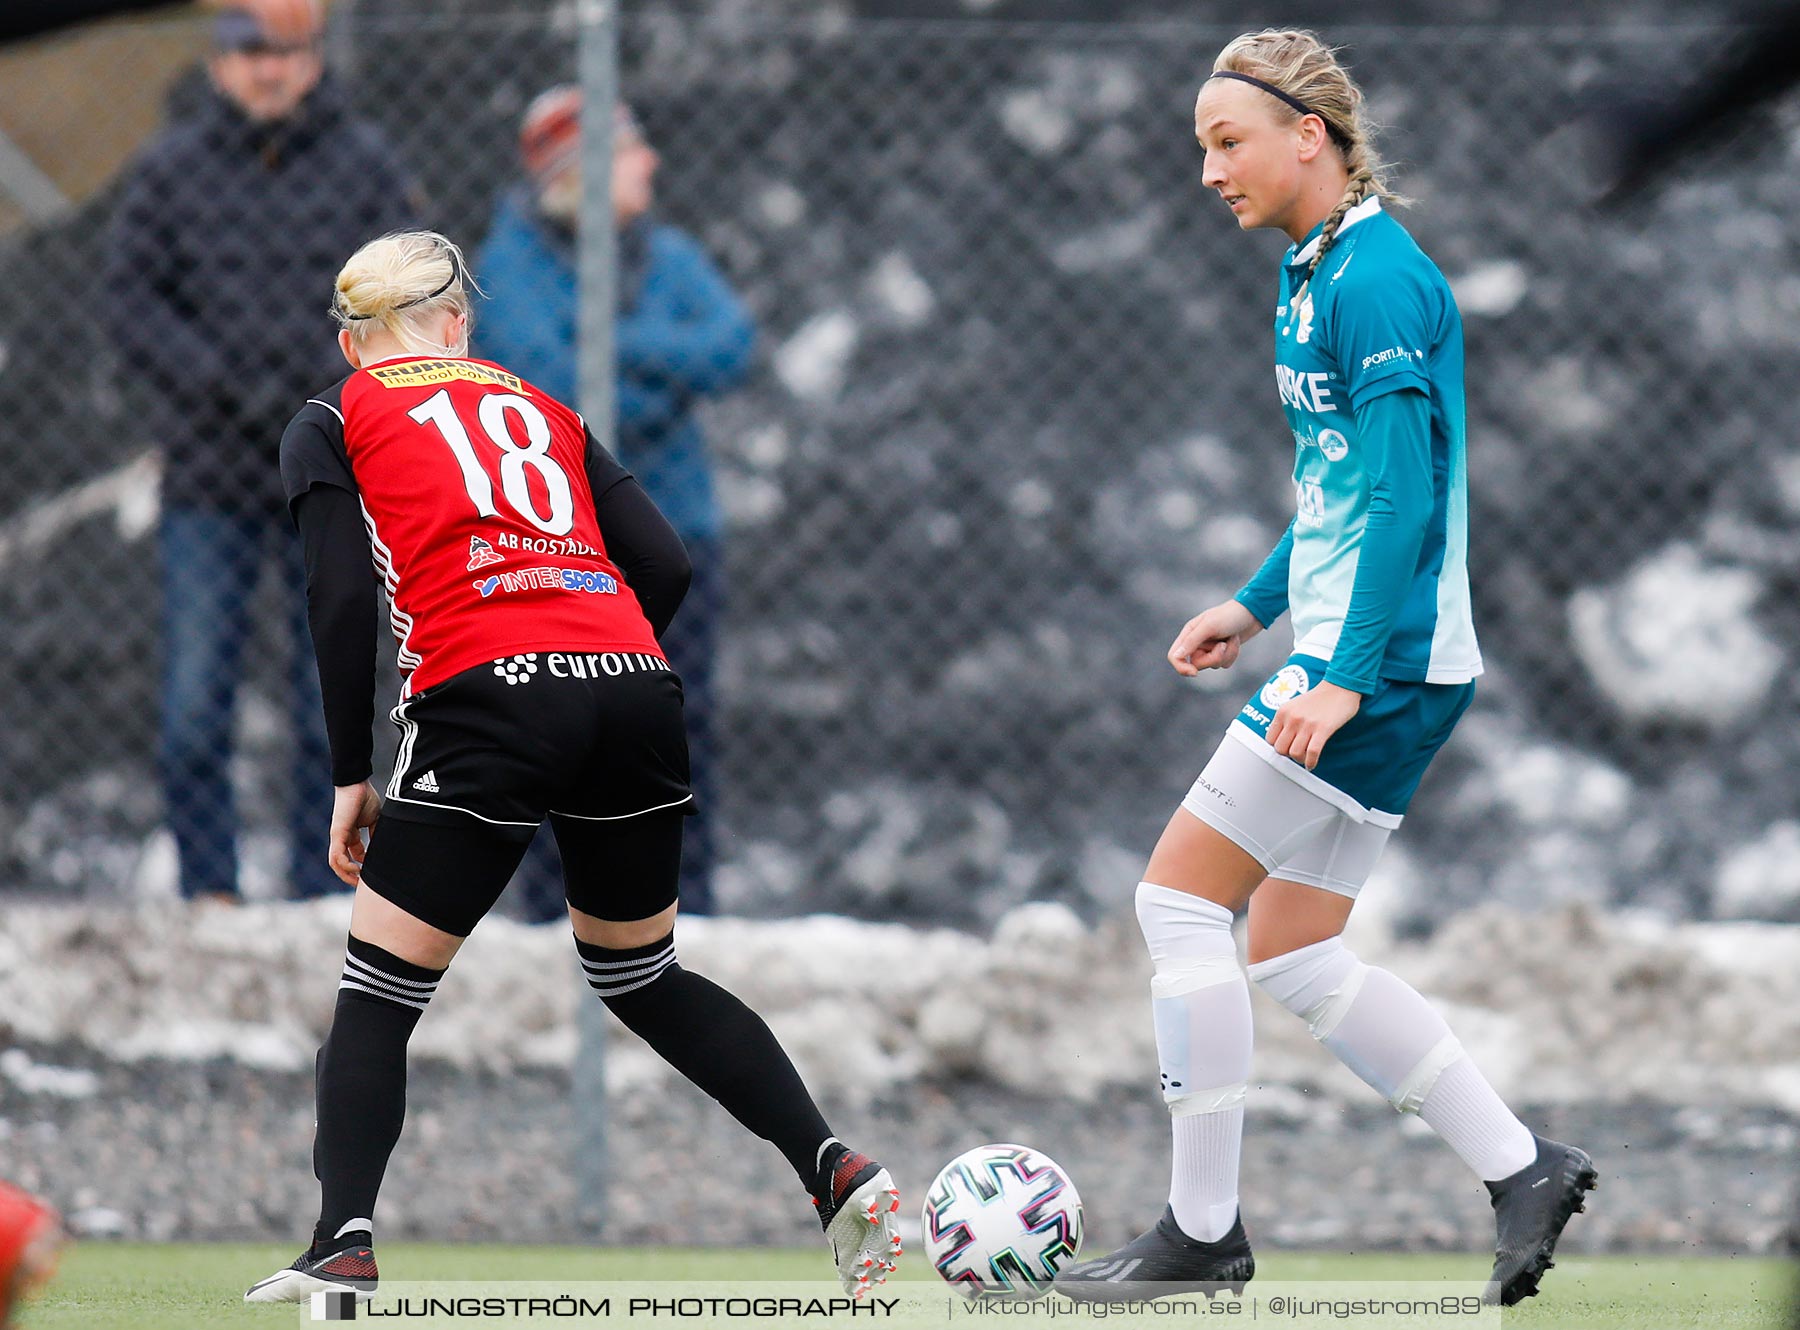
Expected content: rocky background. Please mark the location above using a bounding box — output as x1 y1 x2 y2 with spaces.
3 5 1799 929
0 0 1796 1260
0 897 1794 1253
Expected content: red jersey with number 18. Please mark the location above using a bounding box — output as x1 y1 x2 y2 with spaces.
324 356 663 695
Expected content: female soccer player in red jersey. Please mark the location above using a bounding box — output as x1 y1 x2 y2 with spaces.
245 231 899 1304
1057 31 1593 1308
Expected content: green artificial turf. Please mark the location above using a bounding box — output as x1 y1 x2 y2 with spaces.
19 1243 1794 1330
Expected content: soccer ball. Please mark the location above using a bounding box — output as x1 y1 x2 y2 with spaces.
921 1143 1084 1300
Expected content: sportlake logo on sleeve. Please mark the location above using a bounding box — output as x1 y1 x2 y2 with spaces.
1360 345 1419 371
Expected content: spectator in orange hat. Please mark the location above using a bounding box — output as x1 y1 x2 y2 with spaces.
478 90 755 919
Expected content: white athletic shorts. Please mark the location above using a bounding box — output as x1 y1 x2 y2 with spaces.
1179 732 1396 899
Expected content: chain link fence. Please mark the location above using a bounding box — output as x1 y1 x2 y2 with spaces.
2 7 1797 928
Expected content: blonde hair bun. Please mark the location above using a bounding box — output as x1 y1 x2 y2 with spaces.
334 230 479 354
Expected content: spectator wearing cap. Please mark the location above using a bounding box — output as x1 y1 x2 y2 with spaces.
477 89 755 919
105 3 419 903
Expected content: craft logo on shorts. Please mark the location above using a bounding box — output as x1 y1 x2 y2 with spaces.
1316 428 1349 462
472 567 620 599
465 535 505 571
1260 663 1312 710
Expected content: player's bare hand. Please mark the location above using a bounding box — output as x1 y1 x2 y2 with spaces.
328 781 382 886
1168 600 1263 676
200 0 319 45
1267 681 1362 770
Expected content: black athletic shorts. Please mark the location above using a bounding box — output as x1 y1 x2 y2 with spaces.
382 650 693 838
360 651 694 936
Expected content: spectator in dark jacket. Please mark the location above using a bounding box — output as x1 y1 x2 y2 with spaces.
106 5 417 902
477 91 755 917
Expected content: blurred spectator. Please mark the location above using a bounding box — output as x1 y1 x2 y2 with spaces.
477 90 755 918
105 3 417 902
3 0 316 45
0 1182 61 1328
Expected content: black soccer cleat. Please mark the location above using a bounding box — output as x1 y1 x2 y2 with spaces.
244 1230 379 1303
1483 1134 1597 1306
1055 1206 1253 1303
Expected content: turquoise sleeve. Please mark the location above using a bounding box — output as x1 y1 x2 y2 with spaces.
1234 520 1295 629
1325 388 1434 693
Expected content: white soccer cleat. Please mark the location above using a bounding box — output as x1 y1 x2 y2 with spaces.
815 1147 902 1301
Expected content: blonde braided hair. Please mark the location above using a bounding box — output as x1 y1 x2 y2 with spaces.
1211 29 1405 281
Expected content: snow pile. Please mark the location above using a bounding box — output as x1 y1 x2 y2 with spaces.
0 899 1794 1112
1568 542 1783 725
1715 823 1800 922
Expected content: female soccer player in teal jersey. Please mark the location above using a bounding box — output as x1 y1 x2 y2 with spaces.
1057 30 1594 1308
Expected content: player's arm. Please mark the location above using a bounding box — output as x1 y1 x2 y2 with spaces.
1321 386 1433 694
584 427 692 638
281 401 386 893
1166 520 1287 678
291 479 384 888
1234 519 1295 631
281 399 377 789
293 484 378 787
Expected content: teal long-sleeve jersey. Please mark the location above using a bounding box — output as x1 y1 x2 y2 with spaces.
1234 197 1483 694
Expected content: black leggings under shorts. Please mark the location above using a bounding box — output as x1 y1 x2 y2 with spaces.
359 652 694 936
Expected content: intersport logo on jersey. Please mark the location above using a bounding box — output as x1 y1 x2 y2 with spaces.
472 566 620 599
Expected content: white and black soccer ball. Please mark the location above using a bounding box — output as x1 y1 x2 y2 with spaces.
922 1143 1084 1301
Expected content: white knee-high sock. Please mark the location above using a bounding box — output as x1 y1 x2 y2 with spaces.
1135 882 1251 1241
1248 937 1536 1182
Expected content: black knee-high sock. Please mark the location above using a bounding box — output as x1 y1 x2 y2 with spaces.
578 933 835 1191
312 936 444 1248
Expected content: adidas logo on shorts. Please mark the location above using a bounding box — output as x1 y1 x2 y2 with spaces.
411 770 440 794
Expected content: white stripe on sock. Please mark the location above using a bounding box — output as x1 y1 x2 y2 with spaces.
338 979 430 1011
585 959 675 998
344 954 440 992
579 944 674 973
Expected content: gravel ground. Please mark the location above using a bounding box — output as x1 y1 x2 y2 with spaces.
1 1040 1793 1259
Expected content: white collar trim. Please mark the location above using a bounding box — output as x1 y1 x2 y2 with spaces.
1290 195 1383 266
